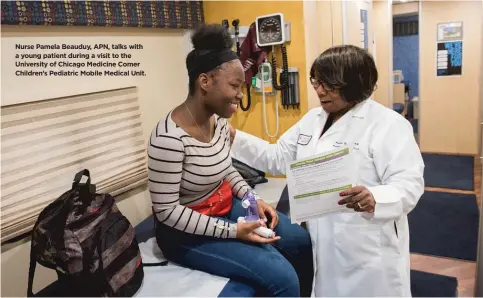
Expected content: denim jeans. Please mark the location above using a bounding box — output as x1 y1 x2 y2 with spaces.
155 197 314 297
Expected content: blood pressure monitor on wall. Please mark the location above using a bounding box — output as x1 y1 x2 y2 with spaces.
231 12 298 138
255 13 286 47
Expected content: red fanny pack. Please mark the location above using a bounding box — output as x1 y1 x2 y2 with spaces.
190 181 233 216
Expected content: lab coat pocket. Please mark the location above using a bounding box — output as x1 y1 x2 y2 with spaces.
388 219 402 255
334 222 382 269
296 142 314 160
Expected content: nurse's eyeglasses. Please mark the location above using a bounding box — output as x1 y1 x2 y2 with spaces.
310 77 335 92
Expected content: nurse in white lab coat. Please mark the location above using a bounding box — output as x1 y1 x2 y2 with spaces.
229 45 425 297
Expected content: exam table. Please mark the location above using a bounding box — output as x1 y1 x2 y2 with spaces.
133 178 287 297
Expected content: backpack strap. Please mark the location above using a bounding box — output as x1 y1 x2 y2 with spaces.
140 207 168 267
72 169 96 206
27 238 37 297
73 169 91 187
73 169 95 193
152 207 156 231
143 261 168 267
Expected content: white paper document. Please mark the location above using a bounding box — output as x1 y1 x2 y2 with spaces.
286 147 357 223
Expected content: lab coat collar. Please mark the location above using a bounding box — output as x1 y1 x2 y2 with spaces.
316 99 371 138
316 98 371 117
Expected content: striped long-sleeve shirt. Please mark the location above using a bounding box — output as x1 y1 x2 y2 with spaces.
147 111 256 239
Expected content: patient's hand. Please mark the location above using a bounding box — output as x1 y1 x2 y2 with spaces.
228 123 236 145
236 220 281 244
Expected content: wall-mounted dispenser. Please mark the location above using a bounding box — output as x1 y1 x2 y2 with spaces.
280 67 300 110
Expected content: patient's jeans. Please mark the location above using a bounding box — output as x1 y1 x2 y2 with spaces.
155 197 314 297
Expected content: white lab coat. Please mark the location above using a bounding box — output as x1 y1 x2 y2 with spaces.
231 99 425 297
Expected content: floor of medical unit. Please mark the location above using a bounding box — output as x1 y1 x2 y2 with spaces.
412 154 480 297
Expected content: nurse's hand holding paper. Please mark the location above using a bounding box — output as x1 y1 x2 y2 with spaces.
338 185 376 213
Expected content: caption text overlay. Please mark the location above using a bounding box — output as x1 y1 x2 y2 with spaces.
14 43 147 77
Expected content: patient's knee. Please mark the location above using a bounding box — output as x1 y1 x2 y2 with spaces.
267 259 300 297
278 223 312 254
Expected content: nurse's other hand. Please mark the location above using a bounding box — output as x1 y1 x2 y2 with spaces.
338 186 376 213
257 199 279 230
228 123 236 145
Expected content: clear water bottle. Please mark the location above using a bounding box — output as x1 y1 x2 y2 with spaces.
241 191 260 222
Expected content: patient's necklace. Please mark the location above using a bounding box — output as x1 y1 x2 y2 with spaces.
184 103 213 143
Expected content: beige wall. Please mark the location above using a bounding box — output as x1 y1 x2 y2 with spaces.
331 0 345 46
1 25 189 297
343 0 374 54
393 1 419 16
342 0 394 107
373 0 392 107
307 0 382 109
419 1 483 155
305 0 344 109
480 2 483 158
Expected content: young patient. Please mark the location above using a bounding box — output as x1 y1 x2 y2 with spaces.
147 23 313 297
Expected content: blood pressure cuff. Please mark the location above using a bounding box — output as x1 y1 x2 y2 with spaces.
231 158 268 188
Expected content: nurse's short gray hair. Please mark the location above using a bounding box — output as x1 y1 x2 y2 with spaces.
309 45 378 104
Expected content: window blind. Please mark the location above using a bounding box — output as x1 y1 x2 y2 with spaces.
1 87 147 243
393 20 419 36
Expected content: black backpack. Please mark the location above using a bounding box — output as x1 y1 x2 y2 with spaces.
231 158 268 188
28 169 147 297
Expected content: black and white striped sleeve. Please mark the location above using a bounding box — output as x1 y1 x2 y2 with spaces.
224 165 259 200
221 120 260 201
148 131 237 239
